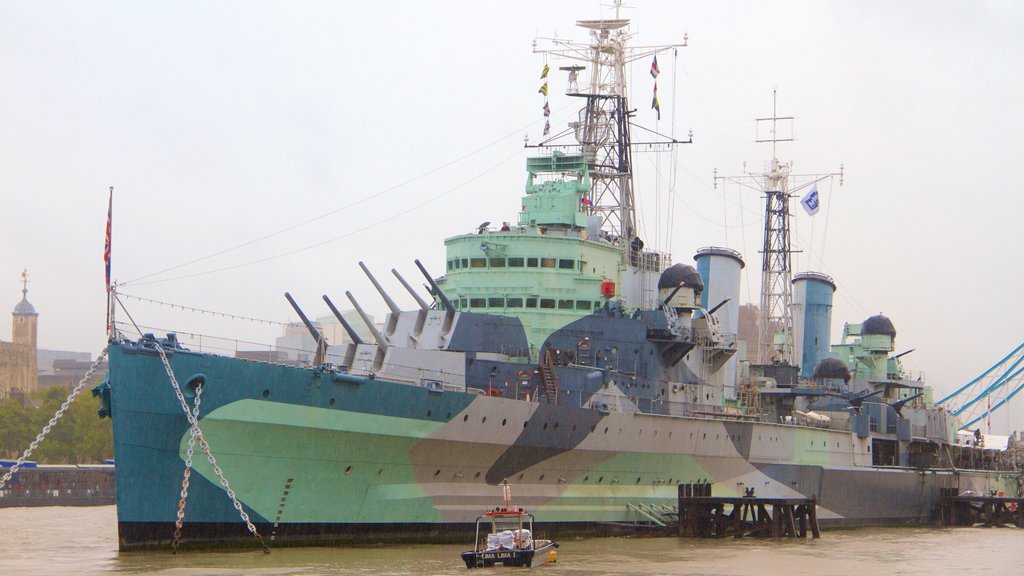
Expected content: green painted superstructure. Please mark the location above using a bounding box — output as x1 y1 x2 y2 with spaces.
439 152 625 356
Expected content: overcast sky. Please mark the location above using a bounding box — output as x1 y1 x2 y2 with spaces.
2 1 1021 429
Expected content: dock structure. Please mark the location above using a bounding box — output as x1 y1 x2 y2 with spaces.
678 484 820 539
940 488 1024 528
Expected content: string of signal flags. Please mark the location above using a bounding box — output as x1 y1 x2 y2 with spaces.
537 55 662 139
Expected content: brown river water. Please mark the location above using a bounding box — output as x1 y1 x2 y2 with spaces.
0 506 1017 575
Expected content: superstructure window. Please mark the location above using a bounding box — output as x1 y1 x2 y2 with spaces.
470 258 486 268
488 297 504 308
527 257 539 268
508 257 525 267
459 298 467 308
447 260 454 271
558 259 574 270
526 298 538 308
577 300 592 310
540 258 556 268
461 258 468 268
470 298 486 308
540 299 556 309
489 258 506 268
558 299 574 310
506 297 524 307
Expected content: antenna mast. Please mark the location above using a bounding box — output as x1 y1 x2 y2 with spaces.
717 90 842 365
532 0 686 264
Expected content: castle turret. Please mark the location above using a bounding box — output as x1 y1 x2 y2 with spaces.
7 270 39 395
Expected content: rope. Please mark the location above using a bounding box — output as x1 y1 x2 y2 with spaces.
0 348 109 490
151 342 271 553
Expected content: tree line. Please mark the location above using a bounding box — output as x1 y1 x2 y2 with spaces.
0 385 113 464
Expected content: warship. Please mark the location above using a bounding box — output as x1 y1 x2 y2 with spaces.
97 6 1022 550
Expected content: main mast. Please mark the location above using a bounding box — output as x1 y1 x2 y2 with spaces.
532 0 686 266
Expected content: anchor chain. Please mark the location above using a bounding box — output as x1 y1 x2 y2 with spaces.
172 380 203 552
0 348 109 490
152 342 270 553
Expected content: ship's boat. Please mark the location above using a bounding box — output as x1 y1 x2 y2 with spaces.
98 6 1021 551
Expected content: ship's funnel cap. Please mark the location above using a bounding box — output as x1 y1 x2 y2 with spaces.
813 357 851 383
862 314 896 337
658 264 704 291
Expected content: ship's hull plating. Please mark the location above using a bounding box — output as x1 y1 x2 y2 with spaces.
107 344 1017 549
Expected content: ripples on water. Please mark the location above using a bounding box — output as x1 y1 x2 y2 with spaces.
1 506 1017 575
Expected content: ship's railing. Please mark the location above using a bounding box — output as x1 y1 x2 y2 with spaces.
630 249 671 272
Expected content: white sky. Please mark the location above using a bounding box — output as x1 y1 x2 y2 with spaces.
2 1 1022 430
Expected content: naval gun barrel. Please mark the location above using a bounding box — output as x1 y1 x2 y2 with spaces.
345 291 389 352
359 261 401 316
322 294 364 345
284 292 327 364
392 268 430 311
708 297 731 316
414 259 454 312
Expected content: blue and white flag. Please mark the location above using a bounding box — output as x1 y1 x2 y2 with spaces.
801 184 820 216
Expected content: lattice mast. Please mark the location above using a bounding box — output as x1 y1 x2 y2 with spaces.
757 92 796 365
716 90 842 365
532 0 685 265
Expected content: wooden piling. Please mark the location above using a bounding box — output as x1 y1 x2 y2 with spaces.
678 484 820 539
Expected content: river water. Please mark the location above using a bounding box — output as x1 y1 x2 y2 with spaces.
0 506 1016 575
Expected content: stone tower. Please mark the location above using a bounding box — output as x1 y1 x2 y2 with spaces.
11 269 39 393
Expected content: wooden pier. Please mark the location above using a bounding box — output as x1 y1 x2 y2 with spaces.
678 485 820 539
939 488 1024 528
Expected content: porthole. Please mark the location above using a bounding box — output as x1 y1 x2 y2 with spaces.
598 477 604 483
524 421 529 428
636 477 641 484
464 414 469 422
262 389 270 398
543 423 548 430
539 474 545 481
572 424 577 431
702 433 707 440
554 422 559 430
329 398 335 407
427 410 432 417
583 476 589 482
502 419 507 426
345 466 352 475
518 473 524 480
377 469 383 475
604 427 609 434
482 416 487 424
475 471 481 479
434 469 441 477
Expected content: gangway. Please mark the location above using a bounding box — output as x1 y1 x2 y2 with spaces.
935 342 1024 431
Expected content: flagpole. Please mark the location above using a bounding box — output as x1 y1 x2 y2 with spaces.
105 186 114 342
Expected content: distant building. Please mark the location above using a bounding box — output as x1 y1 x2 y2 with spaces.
0 271 39 400
36 350 107 390
235 309 379 366
737 303 759 364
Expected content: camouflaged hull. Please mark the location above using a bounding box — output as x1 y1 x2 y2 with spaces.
105 343 1017 550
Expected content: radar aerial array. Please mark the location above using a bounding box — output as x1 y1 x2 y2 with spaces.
935 341 1024 432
